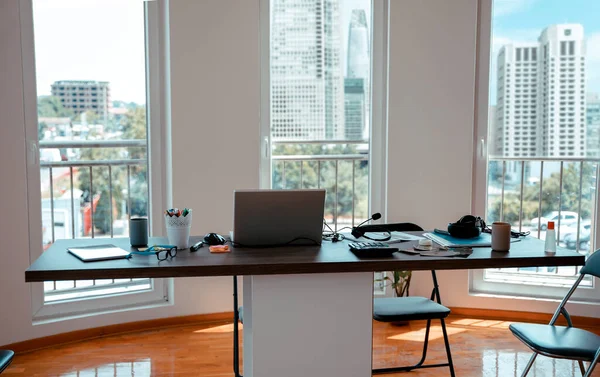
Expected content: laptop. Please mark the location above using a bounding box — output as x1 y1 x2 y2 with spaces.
232 189 326 247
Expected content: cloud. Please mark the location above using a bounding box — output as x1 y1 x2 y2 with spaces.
493 0 539 17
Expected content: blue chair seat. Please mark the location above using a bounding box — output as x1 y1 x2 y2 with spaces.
0 350 14 374
510 323 600 360
373 296 451 322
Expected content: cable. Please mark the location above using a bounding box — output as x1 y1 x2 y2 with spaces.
482 225 530 238
351 213 391 241
322 218 353 242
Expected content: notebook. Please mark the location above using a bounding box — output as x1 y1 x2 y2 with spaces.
68 244 131 262
423 232 492 248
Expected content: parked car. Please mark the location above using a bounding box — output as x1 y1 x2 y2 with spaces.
561 222 592 250
529 211 581 230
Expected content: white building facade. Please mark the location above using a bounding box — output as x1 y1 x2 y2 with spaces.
270 0 345 141
496 24 586 158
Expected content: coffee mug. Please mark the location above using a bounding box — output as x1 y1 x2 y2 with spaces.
129 217 149 247
491 222 511 252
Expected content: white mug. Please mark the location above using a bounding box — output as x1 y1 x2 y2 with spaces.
491 222 511 252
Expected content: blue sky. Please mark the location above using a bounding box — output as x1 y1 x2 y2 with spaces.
490 0 600 104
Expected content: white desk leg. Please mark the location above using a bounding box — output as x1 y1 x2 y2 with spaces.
243 272 373 377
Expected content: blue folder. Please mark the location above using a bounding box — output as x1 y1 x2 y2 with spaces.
423 232 492 248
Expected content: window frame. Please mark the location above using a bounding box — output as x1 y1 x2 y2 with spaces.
470 0 599 302
258 0 388 221
21 0 172 322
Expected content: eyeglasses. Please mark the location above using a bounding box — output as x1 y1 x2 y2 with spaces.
128 245 177 261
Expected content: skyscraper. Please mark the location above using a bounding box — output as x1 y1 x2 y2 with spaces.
270 0 345 141
344 78 365 140
495 24 586 158
346 9 370 140
587 93 600 158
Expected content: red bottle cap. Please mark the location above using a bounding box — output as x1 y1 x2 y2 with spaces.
547 221 555 230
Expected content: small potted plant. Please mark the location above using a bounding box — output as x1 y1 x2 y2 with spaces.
377 270 412 325
388 270 412 297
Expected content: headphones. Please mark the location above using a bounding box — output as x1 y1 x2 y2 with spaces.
448 215 486 239
351 213 391 242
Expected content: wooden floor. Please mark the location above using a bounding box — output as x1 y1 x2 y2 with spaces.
4 315 599 376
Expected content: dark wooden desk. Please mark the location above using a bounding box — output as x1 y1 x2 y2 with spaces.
25 234 584 282
24 234 585 377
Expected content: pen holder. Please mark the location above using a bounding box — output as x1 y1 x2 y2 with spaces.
165 210 193 249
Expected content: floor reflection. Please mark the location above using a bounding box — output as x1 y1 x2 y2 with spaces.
4 318 598 376
59 359 151 377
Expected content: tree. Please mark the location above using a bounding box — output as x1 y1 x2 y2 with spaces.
122 106 148 217
37 95 74 118
74 110 100 125
271 143 369 223
77 106 148 234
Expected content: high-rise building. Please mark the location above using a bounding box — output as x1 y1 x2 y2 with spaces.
51 80 111 123
495 24 586 158
587 93 600 158
344 78 365 140
346 9 370 140
270 0 345 141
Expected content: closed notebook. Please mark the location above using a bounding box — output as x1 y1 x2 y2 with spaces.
68 244 130 262
423 232 492 248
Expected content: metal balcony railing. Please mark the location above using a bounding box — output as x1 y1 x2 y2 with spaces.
484 156 599 284
39 139 151 302
271 140 385 295
271 140 369 231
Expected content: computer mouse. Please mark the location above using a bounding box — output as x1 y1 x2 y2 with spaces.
204 233 226 246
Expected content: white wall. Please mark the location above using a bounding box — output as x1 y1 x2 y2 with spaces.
0 0 260 346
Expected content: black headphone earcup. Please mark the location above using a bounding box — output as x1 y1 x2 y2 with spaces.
458 215 477 224
448 221 481 239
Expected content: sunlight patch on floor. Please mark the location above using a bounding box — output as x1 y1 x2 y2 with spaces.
387 325 468 341
193 323 242 333
451 318 514 329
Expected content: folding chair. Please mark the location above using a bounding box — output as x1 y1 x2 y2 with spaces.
509 249 600 377
371 223 455 376
0 350 14 374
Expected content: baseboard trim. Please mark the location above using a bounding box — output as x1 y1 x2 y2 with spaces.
5 308 598 353
449 307 600 328
4 312 233 353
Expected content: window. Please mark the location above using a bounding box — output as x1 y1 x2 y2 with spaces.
474 2 598 301
29 0 167 320
260 0 387 294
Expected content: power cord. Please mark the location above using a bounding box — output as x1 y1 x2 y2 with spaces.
322 219 352 243
482 225 530 238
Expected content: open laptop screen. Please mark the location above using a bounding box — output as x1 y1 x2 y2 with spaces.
233 189 326 247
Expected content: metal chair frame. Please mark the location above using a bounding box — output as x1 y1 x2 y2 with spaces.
372 270 456 376
233 275 242 377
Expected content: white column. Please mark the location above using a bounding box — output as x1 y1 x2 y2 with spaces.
243 272 374 377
